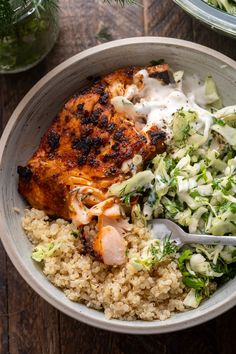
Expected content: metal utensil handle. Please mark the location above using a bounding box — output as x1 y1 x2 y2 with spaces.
181 234 236 246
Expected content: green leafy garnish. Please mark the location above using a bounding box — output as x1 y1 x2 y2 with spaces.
172 110 197 143
108 170 154 205
203 0 236 16
121 187 145 205
162 235 178 257
179 243 236 308
213 117 225 126
32 241 61 262
71 230 79 238
131 235 178 271
183 276 206 290
0 0 58 38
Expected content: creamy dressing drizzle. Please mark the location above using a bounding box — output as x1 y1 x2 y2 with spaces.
120 69 214 141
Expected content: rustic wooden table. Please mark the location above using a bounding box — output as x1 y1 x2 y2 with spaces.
1 1 236 353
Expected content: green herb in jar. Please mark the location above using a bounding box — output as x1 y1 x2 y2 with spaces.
0 0 59 73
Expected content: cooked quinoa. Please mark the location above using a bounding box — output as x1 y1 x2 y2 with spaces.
22 208 188 320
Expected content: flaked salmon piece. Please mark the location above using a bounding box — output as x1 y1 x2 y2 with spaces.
92 215 132 266
18 64 170 264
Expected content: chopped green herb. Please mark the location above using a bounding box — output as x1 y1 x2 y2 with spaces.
190 191 201 198
121 187 145 205
178 249 193 272
230 203 236 213
71 230 79 238
162 235 178 257
183 276 206 290
213 117 225 126
147 189 158 207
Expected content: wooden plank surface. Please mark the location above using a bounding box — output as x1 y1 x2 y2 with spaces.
0 244 8 354
0 0 236 353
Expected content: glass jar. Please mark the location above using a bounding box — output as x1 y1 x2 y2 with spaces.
0 0 59 73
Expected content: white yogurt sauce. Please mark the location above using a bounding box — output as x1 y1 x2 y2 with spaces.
122 69 213 141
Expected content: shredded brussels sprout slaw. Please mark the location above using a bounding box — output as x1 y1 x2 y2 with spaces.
108 69 236 308
203 0 236 16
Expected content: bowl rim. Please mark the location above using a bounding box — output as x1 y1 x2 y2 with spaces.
1 36 236 334
173 0 236 37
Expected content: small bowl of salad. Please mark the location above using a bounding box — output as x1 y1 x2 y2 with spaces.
174 0 236 38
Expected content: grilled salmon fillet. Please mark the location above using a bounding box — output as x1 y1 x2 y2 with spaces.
18 64 170 264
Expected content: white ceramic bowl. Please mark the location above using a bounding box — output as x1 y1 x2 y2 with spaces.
0 37 236 334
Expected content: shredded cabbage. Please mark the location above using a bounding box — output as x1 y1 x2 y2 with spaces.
32 242 62 262
183 289 202 308
108 170 154 198
204 0 236 16
108 70 236 308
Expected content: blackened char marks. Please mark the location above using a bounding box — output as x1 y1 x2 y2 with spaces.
73 131 105 167
149 130 166 145
92 137 103 148
107 123 116 132
87 156 99 167
77 155 87 166
99 92 109 105
47 131 60 151
17 66 169 223
98 115 108 129
90 109 103 125
77 103 84 112
17 166 32 182
149 71 170 85
105 166 118 177
80 109 103 125
113 128 126 142
72 137 90 154
72 135 104 150
80 110 90 124
103 152 119 162
111 143 119 151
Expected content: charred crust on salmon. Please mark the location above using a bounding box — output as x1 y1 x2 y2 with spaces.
17 166 32 182
148 130 166 145
99 92 109 105
18 64 170 263
149 70 170 85
47 130 60 151
77 103 84 112
107 123 116 132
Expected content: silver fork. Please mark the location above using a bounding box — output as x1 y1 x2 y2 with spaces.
150 219 236 246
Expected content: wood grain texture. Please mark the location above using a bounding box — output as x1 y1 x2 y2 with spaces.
0 0 236 353
143 0 193 40
7 259 60 354
192 19 236 60
0 244 8 354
